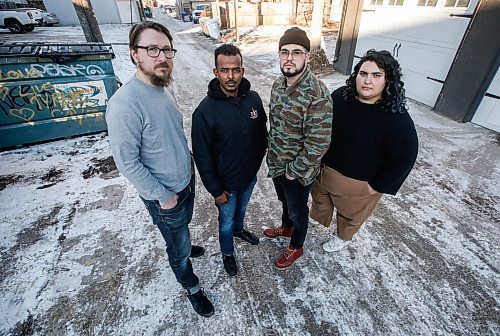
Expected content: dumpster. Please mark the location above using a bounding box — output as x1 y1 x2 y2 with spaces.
199 17 210 36
0 42 119 149
206 18 221 39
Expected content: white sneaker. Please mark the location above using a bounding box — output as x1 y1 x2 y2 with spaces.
322 236 350 252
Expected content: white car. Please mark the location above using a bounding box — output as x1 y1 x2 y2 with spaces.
191 4 210 24
39 10 59 26
0 3 41 33
15 8 57 26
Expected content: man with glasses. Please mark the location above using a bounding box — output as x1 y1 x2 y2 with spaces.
264 27 333 269
106 21 214 317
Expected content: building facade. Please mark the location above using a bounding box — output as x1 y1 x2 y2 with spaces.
334 0 500 132
42 0 142 25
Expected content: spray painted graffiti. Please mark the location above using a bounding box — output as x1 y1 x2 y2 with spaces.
0 63 106 80
31 64 106 78
0 80 108 123
0 67 43 80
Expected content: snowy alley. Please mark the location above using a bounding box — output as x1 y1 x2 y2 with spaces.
0 10 499 336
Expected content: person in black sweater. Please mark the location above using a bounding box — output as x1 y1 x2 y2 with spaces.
310 49 418 252
192 44 268 276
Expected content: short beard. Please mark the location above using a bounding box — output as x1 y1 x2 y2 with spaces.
137 62 172 87
281 62 305 78
150 73 172 87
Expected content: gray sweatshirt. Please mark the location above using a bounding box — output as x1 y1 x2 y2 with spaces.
106 76 191 204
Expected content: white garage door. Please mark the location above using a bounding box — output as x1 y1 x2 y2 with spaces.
354 0 478 107
472 67 500 132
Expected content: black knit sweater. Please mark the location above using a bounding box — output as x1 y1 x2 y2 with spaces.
322 86 418 195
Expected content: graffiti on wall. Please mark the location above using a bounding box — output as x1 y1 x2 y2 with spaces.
0 63 106 80
0 80 108 123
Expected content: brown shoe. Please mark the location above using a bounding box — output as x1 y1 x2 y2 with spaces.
275 246 303 269
263 226 293 239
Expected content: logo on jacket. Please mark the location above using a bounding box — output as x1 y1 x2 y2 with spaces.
250 108 258 119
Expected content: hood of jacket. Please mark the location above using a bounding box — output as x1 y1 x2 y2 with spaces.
207 77 251 102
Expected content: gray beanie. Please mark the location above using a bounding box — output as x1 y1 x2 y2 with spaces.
279 27 310 51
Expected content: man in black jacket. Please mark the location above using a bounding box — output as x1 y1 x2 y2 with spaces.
192 44 268 276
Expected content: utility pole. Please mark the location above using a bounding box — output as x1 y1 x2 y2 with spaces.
215 0 221 22
233 0 239 43
138 0 146 21
309 0 331 72
310 0 325 50
72 0 104 43
289 0 297 25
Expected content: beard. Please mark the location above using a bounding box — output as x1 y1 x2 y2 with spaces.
281 62 306 78
137 61 173 87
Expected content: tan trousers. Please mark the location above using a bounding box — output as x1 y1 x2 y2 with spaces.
310 166 382 241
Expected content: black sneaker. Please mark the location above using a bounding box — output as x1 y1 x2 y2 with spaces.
234 229 259 245
190 245 205 258
222 254 237 276
187 289 214 317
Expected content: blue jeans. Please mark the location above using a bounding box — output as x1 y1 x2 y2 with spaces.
216 176 257 256
141 174 200 294
272 174 312 249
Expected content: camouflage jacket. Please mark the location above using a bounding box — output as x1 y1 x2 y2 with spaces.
267 66 333 186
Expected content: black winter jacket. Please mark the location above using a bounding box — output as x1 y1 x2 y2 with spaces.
192 77 268 198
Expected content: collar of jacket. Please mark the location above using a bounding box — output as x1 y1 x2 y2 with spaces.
207 77 251 103
276 65 312 93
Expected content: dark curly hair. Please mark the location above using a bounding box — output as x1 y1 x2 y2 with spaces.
214 43 242 67
344 49 407 114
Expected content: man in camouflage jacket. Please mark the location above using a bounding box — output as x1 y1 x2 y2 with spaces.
264 27 333 269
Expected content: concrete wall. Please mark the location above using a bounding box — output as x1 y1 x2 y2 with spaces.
92 0 121 24
116 0 142 23
43 0 79 25
42 0 138 25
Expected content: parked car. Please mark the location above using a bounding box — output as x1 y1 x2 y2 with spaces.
161 4 175 13
0 2 41 33
15 8 57 26
39 10 58 26
191 4 210 24
180 9 191 22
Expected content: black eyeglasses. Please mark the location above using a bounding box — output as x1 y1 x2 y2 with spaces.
135 46 177 59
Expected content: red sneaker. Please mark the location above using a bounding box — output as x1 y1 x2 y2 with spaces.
275 246 303 269
263 226 293 238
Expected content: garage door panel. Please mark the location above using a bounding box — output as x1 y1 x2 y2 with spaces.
394 12 470 49
360 9 469 50
472 68 500 132
397 41 457 80
354 35 396 60
472 98 500 132
402 68 443 107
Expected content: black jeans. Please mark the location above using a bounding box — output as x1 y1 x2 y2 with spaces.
272 174 312 249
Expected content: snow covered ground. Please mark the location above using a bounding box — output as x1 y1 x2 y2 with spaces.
1 10 499 336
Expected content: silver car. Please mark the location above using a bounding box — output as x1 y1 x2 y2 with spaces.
40 10 59 26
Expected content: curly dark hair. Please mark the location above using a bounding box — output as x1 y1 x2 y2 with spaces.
214 43 242 67
344 49 407 113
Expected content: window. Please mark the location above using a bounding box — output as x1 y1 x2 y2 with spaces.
444 0 470 7
417 0 438 6
370 0 383 5
387 0 404 5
